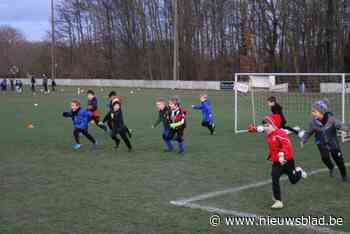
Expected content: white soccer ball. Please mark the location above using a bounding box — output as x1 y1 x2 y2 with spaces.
34 103 38 107
298 130 305 139
130 90 134 94
257 125 264 133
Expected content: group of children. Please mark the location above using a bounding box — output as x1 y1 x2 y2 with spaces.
63 90 134 152
261 97 348 209
63 92 215 155
62 89 348 210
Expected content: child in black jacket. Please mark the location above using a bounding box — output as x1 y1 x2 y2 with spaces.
267 96 299 135
108 98 132 151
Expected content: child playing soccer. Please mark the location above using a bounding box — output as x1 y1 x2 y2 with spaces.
167 97 186 154
301 99 349 182
109 98 132 151
152 98 173 151
103 91 132 137
267 96 299 134
87 90 107 131
192 94 215 135
263 114 307 209
63 100 97 150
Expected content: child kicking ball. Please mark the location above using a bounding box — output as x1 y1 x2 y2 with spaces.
301 99 349 182
192 94 215 135
263 114 307 209
63 100 97 150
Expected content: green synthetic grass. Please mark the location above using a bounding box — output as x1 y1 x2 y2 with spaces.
0 87 350 234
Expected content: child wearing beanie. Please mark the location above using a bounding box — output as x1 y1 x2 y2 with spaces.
301 99 349 182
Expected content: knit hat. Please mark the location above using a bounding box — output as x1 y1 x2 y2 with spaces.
111 97 121 107
263 114 281 129
312 99 329 114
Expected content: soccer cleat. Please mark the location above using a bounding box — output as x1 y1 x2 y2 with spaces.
271 200 284 209
293 126 301 132
295 167 307 179
210 123 216 135
128 129 133 138
73 144 81 150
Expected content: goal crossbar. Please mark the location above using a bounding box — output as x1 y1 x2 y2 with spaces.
234 73 348 134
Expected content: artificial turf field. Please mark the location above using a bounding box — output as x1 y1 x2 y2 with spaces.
1 87 350 234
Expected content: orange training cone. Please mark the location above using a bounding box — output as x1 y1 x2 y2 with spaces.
27 123 34 129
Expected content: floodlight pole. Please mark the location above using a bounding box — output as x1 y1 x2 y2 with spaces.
51 0 56 80
173 0 179 81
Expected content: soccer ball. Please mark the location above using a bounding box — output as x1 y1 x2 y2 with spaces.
298 130 306 139
130 90 134 94
257 125 264 133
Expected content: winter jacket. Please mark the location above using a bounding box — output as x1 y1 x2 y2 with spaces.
63 108 91 130
193 100 214 123
301 112 348 150
267 129 293 163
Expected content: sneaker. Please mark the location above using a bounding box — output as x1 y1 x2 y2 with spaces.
210 124 216 135
128 129 133 138
271 200 284 209
73 144 81 150
295 167 307 179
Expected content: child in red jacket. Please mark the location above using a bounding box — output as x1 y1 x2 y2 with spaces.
262 114 307 209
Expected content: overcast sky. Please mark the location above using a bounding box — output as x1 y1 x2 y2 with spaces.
0 0 51 41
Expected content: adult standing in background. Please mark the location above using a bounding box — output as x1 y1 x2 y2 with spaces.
51 78 56 92
42 74 48 93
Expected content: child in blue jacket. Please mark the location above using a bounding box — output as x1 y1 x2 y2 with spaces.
63 100 97 150
192 94 215 135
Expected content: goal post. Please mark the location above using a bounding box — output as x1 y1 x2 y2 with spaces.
234 73 348 134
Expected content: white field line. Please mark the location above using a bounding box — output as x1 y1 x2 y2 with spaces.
170 202 349 234
171 163 350 204
170 163 350 234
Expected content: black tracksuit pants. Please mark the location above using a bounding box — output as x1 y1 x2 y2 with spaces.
201 121 214 134
73 128 96 144
271 159 302 201
111 128 132 150
317 145 347 179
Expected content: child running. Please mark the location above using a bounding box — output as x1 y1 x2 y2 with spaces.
267 96 299 135
300 99 349 182
63 100 97 150
109 98 132 151
152 98 172 151
192 94 215 135
167 97 187 155
263 114 307 209
103 91 132 137
87 90 107 131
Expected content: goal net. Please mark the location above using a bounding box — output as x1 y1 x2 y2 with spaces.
234 73 347 133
